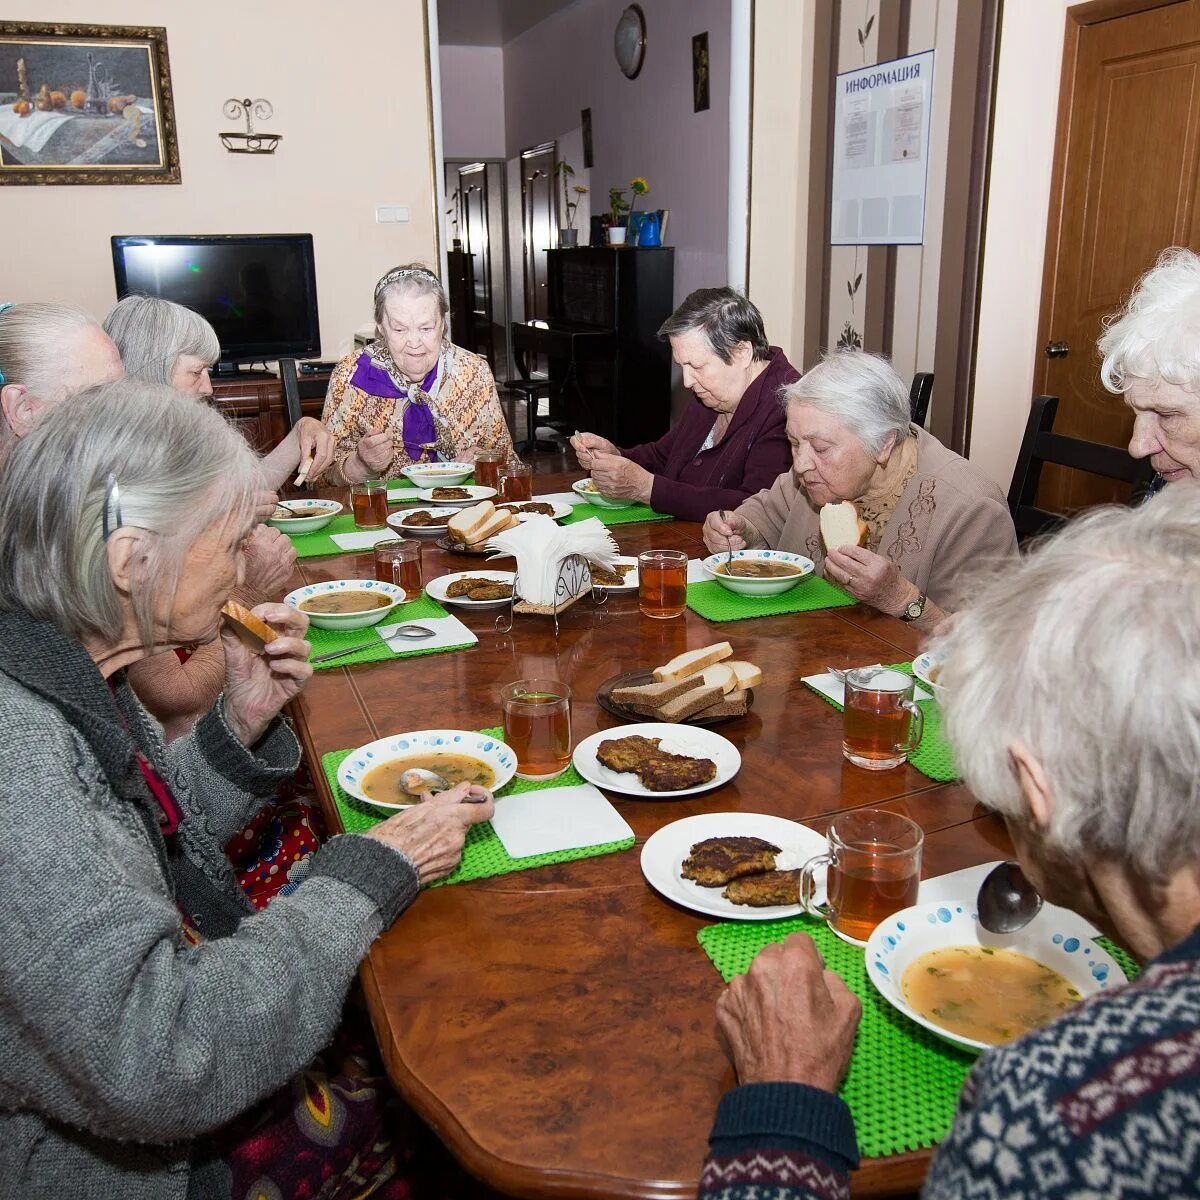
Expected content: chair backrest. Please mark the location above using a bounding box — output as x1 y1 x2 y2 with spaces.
1006 394 1156 538
909 372 934 428
278 358 330 432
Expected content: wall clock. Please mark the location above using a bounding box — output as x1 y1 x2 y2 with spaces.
614 5 646 80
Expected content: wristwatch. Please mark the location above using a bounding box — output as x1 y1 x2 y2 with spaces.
900 591 927 623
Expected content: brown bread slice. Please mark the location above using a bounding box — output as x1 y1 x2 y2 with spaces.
611 677 699 711
693 689 749 720
652 684 724 722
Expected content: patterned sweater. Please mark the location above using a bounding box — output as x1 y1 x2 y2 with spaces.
700 924 1200 1200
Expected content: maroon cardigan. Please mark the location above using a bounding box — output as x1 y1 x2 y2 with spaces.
623 347 798 522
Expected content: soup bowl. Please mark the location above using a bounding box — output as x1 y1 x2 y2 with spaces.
283 579 405 630
401 462 474 488
338 729 518 810
865 899 1122 1054
701 549 815 596
571 478 636 510
267 498 343 535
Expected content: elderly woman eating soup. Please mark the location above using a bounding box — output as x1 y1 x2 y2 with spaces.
0 379 492 1198
569 288 795 520
701 487 1200 1200
704 351 1016 627
319 263 513 484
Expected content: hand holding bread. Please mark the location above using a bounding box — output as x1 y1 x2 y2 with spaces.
819 501 868 551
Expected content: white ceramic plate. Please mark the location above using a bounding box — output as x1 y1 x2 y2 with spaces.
572 478 636 510
405 484 498 506
589 555 639 593
338 728 517 811
496 499 573 522
425 570 516 610
865 899 1122 1055
401 462 474 488
283 579 405 630
701 550 815 596
911 651 945 697
267 498 343 534
640 811 827 921
572 722 741 798
385 507 459 536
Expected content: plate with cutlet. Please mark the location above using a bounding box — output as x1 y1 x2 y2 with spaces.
425 571 516 609
572 723 740 798
640 812 827 920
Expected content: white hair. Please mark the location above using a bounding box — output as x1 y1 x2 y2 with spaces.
0 378 263 649
373 262 449 331
103 295 221 386
783 351 911 455
932 486 1200 881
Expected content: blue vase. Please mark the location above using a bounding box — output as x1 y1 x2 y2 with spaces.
637 211 661 247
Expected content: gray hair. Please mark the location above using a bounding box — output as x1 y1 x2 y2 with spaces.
657 288 771 363
783 351 910 455
0 378 263 650
933 487 1200 881
373 263 449 329
103 295 220 386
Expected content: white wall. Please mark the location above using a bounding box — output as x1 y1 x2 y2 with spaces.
440 44 506 159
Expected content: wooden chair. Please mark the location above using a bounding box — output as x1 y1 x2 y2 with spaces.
909 372 934 428
499 376 559 454
1006 394 1156 539
278 358 330 432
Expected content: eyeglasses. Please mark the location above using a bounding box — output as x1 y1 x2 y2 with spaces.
102 472 123 541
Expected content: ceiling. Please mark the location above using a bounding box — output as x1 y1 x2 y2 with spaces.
437 0 580 47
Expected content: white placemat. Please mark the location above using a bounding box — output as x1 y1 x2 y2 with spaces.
375 614 478 652
802 669 933 705
490 783 633 859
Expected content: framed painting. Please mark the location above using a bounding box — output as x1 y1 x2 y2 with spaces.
0 21 180 185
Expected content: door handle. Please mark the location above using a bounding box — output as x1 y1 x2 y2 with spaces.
1045 341 1070 358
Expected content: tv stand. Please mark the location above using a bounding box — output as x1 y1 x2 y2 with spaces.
211 362 277 380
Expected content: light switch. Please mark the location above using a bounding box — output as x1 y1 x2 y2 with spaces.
374 205 411 224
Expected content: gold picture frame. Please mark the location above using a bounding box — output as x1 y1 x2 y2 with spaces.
0 21 180 185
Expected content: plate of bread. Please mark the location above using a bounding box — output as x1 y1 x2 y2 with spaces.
597 641 760 725
438 500 523 551
573 721 741 798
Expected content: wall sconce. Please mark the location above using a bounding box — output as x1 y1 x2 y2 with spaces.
220 98 281 154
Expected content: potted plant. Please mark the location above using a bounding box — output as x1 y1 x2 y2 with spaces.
554 160 587 247
626 176 651 244
607 186 630 246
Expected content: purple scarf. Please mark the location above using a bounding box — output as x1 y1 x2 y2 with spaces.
349 355 441 461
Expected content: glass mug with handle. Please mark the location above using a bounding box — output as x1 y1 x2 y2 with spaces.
842 667 924 770
798 809 924 945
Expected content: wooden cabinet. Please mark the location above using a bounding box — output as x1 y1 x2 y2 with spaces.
209 370 331 453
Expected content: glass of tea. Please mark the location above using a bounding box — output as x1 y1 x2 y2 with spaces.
842 667 924 769
638 549 688 619
499 462 534 502
799 809 924 944
373 538 422 595
501 678 572 781
350 478 389 530
474 448 507 491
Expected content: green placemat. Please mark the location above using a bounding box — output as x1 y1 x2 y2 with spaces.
686 577 857 622
304 594 474 670
286 514 381 559
697 920 1139 1160
320 728 635 887
561 501 673 527
802 663 957 783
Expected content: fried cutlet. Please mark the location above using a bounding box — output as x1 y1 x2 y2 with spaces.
497 501 556 516
722 869 803 908
464 582 512 601
595 734 718 792
589 562 635 587
431 486 471 500
445 576 511 598
681 836 781 887
403 510 440 527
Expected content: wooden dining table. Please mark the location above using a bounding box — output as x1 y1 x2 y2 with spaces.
287 470 1010 1200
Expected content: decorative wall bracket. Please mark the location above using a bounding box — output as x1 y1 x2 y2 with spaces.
220 98 281 154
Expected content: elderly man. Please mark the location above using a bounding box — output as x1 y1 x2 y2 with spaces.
703 485 1200 1200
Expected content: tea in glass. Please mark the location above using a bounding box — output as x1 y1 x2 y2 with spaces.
351 479 389 529
474 449 507 491
501 678 572 780
638 550 688 619
842 668 924 769
373 539 422 595
499 462 534 502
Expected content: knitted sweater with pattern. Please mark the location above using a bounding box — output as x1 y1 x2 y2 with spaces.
701 923 1200 1200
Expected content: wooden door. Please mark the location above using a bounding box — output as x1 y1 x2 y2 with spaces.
459 161 495 368
521 142 557 324
1037 0 1200 511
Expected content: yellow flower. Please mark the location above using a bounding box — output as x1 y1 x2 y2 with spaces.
630 177 650 194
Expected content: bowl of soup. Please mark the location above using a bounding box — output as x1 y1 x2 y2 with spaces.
865 900 1121 1054
700 550 815 596
401 462 474 488
267 498 343 535
337 729 518 810
284 579 405 630
571 478 635 510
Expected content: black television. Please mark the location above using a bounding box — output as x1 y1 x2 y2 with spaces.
111 233 321 375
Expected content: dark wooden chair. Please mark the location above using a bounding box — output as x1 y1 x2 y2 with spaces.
1006 394 1156 539
909 372 934 428
278 358 330 432
499 376 558 454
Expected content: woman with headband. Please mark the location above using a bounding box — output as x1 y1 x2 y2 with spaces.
318 263 513 483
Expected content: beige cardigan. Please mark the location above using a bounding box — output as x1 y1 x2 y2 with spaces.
735 426 1017 612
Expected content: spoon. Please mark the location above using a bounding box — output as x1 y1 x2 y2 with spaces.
721 511 748 576
976 860 1043 934
399 767 452 795
309 624 435 664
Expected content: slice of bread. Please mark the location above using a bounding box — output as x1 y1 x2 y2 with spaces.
694 689 749 720
725 660 763 690
654 683 724 722
221 600 277 652
611 677 700 711
698 663 737 695
468 507 519 545
448 500 496 544
819 501 869 551
653 641 733 683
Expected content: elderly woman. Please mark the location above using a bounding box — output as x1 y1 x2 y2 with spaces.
568 288 795 521
704 351 1016 626
702 487 1200 1200
0 379 493 1197
104 294 336 489
0 301 123 451
1099 246 1200 487
319 263 513 484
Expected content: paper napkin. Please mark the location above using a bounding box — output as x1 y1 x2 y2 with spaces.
802 669 933 705
489 783 634 859
330 527 406 552
375 613 477 652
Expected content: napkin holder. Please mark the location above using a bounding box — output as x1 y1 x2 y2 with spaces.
498 553 603 636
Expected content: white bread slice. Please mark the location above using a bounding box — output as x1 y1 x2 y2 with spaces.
698 663 737 695
819 501 868 551
725 660 763 690
448 501 496 544
653 641 733 683
466 507 518 545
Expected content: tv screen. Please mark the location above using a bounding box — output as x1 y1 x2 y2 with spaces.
111 233 321 364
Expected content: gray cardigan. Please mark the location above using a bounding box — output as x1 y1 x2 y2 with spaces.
0 611 419 1200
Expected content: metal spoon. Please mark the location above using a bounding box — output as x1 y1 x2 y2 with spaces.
399 767 452 795
309 624 435 664
976 860 1043 934
721 511 748 576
